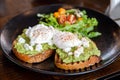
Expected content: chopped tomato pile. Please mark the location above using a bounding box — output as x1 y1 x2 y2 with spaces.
54 8 83 25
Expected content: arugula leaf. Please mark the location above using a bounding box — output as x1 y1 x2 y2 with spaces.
88 32 101 38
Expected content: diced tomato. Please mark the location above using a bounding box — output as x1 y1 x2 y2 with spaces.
54 12 60 18
66 14 76 24
58 14 67 24
78 17 83 21
58 8 66 14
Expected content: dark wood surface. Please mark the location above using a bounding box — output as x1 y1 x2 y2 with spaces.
0 0 120 80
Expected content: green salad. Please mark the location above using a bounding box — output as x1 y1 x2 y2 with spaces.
37 8 101 38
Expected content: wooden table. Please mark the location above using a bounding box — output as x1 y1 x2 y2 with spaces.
0 0 120 80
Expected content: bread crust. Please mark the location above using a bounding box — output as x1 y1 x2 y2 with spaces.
12 40 54 63
55 54 101 70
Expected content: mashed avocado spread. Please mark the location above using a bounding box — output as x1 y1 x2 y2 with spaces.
14 29 56 55
56 38 100 63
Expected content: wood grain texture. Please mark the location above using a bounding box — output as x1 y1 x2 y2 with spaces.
1 0 120 80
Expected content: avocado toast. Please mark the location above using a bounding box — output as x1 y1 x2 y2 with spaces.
12 24 56 63
53 31 101 70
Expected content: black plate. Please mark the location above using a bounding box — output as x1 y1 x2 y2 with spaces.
1 4 120 76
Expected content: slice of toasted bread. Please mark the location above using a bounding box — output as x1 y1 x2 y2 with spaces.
55 54 101 70
12 40 54 63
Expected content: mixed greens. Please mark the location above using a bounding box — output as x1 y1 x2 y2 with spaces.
37 8 101 38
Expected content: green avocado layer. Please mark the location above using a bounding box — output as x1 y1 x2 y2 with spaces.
14 29 56 55
56 38 101 63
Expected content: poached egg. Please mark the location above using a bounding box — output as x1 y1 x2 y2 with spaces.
53 31 81 50
24 24 54 51
25 24 54 46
